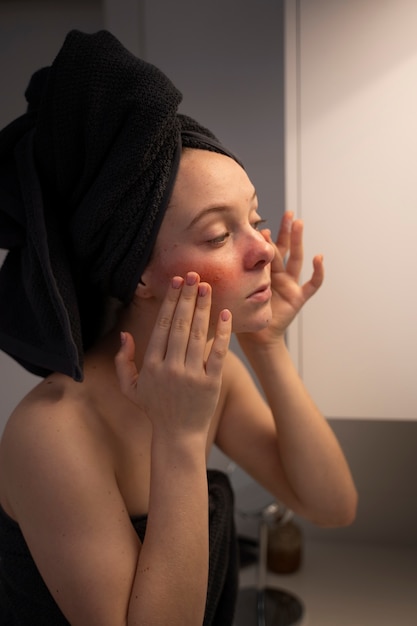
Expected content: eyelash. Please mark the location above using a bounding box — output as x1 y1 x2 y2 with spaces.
253 218 267 230
207 233 230 246
207 219 267 246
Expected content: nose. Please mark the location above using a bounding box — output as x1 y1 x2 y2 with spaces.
244 228 275 270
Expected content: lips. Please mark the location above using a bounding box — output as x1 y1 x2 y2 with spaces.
246 283 272 301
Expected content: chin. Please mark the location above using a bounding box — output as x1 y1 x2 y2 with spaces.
232 314 271 334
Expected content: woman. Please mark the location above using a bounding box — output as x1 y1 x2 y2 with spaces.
0 30 357 625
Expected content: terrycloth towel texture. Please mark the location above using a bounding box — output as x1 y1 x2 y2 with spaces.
0 30 240 382
0 470 239 625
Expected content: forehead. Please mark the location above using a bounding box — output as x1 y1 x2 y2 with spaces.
167 148 254 215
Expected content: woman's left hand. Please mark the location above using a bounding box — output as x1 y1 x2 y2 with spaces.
238 211 324 347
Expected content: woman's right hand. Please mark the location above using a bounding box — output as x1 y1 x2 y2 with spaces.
115 272 232 441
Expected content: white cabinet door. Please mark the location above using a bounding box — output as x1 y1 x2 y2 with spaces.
285 0 417 419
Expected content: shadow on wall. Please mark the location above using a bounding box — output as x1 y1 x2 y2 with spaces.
298 419 417 548
210 419 417 548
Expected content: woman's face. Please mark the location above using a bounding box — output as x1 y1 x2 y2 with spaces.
142 148 275 333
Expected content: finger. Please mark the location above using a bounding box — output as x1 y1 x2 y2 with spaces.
205 309 232 379
164 271 201 363
301 254 324 301
114 331 139 399
145 275 184 361
184 281 212 368
275 211 294 260
285 219 304 280
263 229 285 273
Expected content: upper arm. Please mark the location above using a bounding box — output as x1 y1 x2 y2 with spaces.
1 407 140 626
215 351 300 509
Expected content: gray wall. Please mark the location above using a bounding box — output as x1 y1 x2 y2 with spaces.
0 0 416 548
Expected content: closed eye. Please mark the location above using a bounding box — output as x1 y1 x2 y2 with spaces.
207 232 230 246
207 218 265 246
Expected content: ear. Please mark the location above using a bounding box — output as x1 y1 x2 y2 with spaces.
135 268 153 299
135 280 152 299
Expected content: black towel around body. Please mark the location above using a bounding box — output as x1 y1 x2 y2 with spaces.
0 470 238 625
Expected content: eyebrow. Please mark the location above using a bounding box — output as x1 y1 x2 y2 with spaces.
186 189 258 230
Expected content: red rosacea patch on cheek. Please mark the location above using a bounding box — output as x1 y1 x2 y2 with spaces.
163 258 230 291
195 265 229 291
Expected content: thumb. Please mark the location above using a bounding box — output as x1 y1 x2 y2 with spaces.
114 331 139 399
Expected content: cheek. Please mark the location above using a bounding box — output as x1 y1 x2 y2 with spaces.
183 260 240 297
196 264 229 291
153 245 238 296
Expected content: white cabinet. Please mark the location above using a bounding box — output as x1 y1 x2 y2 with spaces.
285 0 417 420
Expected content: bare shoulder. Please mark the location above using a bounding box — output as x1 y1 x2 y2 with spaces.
0 374 103 455
221 348 258 392
217 347 271 427
216 348 274 454
0 376 144 624
0 374 112 519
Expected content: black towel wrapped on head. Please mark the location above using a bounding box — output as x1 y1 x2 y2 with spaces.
0 30 241 381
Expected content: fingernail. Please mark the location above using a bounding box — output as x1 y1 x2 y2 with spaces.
120 331 127 345
186 272 198 286
198 283 208 297
221 309 231 322
172 276 183 289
